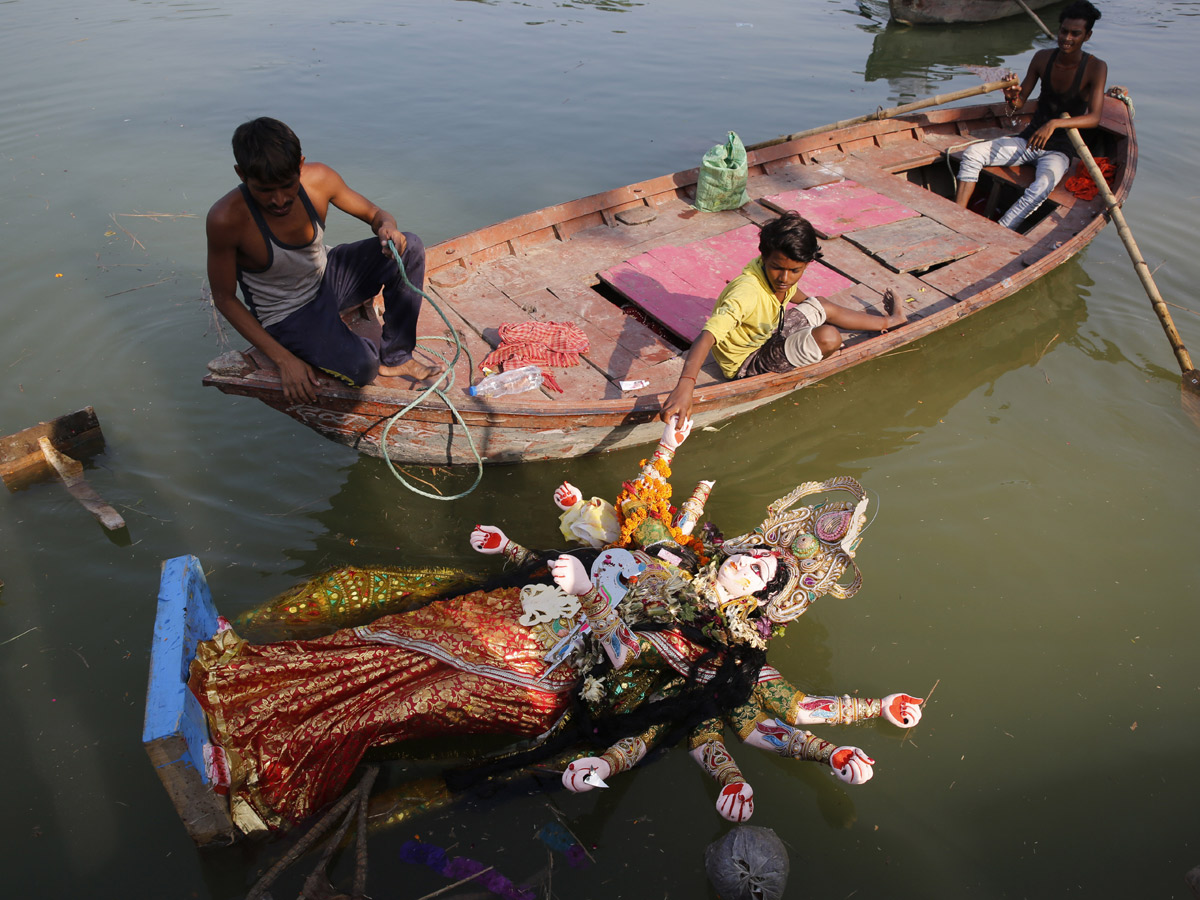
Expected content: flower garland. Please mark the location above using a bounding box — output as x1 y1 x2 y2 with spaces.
614 457 708 562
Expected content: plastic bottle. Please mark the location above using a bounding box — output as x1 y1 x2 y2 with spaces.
468 365 544 398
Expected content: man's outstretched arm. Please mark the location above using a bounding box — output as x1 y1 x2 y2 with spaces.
307 162 408 256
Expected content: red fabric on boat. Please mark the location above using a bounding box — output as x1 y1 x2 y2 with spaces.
480 321 590 393
1062 157 1116 200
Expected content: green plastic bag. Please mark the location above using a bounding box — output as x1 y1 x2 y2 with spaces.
694 131 749 212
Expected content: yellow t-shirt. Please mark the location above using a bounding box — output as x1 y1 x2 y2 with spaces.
703 257 796 379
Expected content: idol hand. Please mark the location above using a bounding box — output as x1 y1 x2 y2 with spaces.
554 482 583 510
562 757 611 793
830 746 875 785
550 554 592 596
469 525 509 555
658 415 694 452
881 693 923 728
716 782 755 822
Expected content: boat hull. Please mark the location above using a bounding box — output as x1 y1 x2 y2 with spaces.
205 96 1136 467
889 0 1058 25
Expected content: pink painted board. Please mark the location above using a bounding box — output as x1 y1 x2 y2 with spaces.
762 180 920 238
603 256 715 343
601 224 857 344
644 242 743 299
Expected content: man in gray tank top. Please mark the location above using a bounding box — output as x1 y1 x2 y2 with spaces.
206 117 437 403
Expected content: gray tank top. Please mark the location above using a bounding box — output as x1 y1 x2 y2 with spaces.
236 183 328 327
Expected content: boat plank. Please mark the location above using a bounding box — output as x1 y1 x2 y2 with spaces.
917 243 1031 299
818 237 953 318
537 283 691 385
760 180 921 238
823 156 1034 254
850 140 947 173
843 217 984 274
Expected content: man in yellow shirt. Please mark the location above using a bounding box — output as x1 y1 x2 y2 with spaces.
660 212 904 423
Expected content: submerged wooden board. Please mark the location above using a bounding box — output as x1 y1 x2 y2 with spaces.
0 406 106 489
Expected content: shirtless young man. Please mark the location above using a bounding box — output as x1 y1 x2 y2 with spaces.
954 1 1107 230
206 117 439 404
659 212 905 424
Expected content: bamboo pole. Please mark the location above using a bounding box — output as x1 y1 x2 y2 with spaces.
1062 122 1198 391
1015 0 1054 37
745 78 1018 152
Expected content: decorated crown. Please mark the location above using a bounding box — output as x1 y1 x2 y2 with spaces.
721 476 868 624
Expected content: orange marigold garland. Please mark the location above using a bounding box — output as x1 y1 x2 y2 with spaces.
613 457 709 562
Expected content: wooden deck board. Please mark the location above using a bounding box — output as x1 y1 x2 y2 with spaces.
597 223 855 346
849 140 947 173
918 243 1031 299
823 157 1034 255
760 180 921 238
818 236 953 318
843 217 983 274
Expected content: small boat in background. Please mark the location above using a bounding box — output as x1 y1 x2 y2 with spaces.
889 0 1058 26
204 94 1136 466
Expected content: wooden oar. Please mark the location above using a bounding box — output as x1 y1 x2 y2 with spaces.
1062 122 1200 400
745 78 1017 152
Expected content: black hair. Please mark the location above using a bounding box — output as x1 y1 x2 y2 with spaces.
1060 1 1100 30
758 211 822 263
231 117 302 185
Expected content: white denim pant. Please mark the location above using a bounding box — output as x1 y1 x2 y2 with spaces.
958 136 1071 229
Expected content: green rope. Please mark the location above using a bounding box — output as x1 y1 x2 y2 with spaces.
377 239 483 500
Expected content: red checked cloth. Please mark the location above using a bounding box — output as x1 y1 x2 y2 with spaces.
481 321 590 393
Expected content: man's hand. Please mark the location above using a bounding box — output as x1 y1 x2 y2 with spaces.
378 222 407 258
1028 121 1057 150
469 525 510 555
660 379 695 425
276 353 322 404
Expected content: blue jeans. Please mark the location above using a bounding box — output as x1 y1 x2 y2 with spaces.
265 234 426 387
958 137 1071 230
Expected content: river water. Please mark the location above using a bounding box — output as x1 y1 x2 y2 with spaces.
2 1 1198 897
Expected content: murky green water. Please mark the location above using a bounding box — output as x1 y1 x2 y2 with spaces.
2 1 1198 897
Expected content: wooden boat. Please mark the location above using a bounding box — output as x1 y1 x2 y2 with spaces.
888 0 1058 26
203 95 1136 466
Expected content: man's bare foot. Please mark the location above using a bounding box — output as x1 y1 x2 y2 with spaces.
882 289 908 330
378 358 443 381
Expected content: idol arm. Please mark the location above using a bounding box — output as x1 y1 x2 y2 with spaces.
688 718 755 822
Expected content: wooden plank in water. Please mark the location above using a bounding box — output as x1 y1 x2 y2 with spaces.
0 407 105 489
844 217 983 274
760 180 921 238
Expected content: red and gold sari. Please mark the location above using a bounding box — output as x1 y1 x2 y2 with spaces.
189 586 579 833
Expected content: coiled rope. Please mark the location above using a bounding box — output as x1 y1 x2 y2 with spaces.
378 239 483 499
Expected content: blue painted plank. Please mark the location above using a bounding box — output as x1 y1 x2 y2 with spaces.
142 555 219 782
